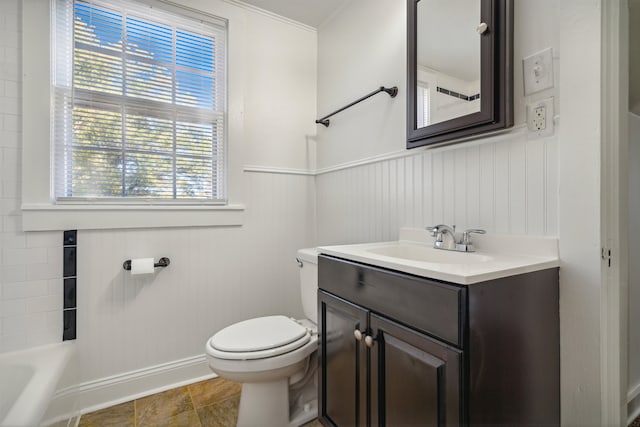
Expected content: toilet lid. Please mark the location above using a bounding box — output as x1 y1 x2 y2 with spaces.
208 315 311 360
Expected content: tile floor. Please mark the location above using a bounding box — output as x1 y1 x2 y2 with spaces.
61 377 322 427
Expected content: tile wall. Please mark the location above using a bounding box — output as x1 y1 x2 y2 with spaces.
0 0 64 352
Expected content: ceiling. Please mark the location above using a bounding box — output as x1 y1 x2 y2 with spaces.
238 0 348 28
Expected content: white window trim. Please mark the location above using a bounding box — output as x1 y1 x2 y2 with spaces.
22 0 246 231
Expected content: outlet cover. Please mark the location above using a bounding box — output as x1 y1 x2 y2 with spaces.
523 48 554 95
527 97 554 137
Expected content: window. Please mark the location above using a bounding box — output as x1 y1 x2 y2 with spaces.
52 0 227 203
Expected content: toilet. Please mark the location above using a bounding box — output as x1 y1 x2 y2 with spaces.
205 248 319 427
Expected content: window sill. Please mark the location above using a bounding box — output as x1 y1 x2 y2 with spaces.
21 203 245 231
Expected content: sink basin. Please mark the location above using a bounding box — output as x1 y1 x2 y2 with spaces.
365 243 493 264
318 228 560 285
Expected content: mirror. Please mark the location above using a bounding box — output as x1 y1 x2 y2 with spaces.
407 0 513 148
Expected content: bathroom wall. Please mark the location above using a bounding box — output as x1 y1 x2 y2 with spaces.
316 0 559 239
629 111 640 419
315 0 604 425
1 0 317 407
314 0 559 246
0 0 65 351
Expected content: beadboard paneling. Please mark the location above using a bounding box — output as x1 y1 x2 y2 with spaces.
317 132 558 245
73 172 315 383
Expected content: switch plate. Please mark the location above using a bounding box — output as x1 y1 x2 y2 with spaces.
527 97 554 137
523 48 554 95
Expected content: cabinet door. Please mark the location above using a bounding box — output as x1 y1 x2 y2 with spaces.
319 291 368 427
370 314 463 427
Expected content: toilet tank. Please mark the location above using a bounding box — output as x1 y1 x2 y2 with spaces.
297 248 319 324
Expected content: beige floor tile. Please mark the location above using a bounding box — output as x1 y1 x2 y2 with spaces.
148 409 202 427
135 386 194 426
188 377 241 409
196 395 239 427
78 401 135 427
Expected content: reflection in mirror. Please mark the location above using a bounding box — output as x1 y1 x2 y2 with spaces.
416 0 481 128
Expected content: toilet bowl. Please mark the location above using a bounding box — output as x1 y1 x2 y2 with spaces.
205 248 319 427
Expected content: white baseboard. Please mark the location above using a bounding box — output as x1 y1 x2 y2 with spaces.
628 381 640 425
42 354 215 425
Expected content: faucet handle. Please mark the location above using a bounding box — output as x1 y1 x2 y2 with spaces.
461 229 486 245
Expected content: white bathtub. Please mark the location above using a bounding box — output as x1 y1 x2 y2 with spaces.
0 342 74 427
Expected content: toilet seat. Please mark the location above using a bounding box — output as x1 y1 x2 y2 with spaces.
208 315 311 360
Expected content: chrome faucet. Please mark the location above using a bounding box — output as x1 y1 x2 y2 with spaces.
426 224 457 250
425 225 486 252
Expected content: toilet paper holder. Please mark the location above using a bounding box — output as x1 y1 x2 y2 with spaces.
123 257 171 271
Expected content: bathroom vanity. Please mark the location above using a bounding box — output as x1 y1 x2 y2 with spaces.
317 230 560 426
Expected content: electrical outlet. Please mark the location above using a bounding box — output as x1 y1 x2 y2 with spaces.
527 97 554 137
532 105 546 131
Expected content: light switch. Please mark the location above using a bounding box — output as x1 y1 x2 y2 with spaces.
523 48 554 95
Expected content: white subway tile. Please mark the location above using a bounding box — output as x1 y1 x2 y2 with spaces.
0 334 27 353
1 147 19 179
0 299 26 317
25 260 62 281
0 97 19 115
0 265 26 283
0 179 20 198
44 311 61 329
0 130 19 148
0 198 20 216
27 329 61 347
0 232 27 249
25 231 60 248
2 113 20 131
3 46 18 64
0 30 19 48
25 294 61 313
47 278 63 296
2 280 48 299
3 82 18 98
0 63 20 82
0 1 19 17
3 312 46 333
0 14 16 34
3 247 48 265
2 214 21 231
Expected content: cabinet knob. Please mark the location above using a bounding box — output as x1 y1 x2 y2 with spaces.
354 329 363 341
476 22 489 35
364 335 375 348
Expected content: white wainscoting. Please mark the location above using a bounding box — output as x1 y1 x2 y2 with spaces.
316 130 558 245
45 171 315 419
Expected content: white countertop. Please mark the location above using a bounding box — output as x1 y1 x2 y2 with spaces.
318 228 559 285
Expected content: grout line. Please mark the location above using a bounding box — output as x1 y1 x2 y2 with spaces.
186 381 203 427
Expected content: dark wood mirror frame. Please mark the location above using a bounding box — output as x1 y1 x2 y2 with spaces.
407 0 514 149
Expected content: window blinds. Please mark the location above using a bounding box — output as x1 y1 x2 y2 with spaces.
52 0 227 202
417 83 430 128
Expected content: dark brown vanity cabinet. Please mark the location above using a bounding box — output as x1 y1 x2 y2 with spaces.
318 255 560 427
